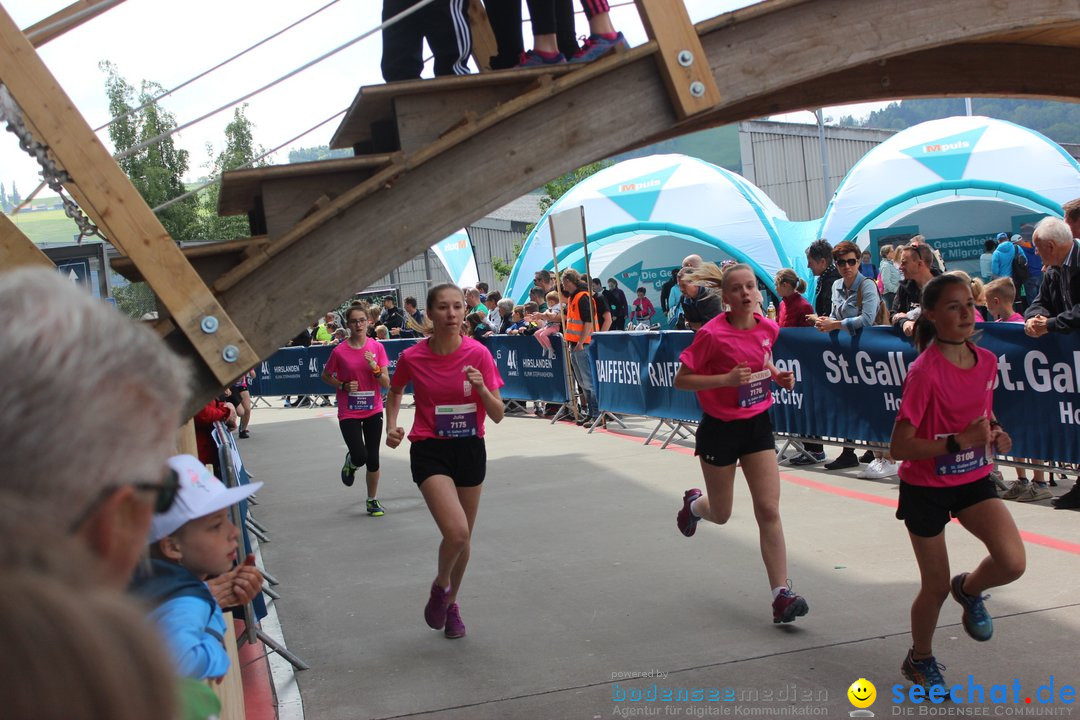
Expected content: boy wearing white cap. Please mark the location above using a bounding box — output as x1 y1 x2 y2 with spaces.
130 455 262 681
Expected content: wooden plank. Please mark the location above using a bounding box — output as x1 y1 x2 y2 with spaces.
210 620 246 720
111 236 270 283
468 0 497 72
393 83 537 153
634 0 722 119
0 213 53 269
0 4 258 386
218 154 393 217
23 0 127 47
330 64 576 150
172 0 1080 410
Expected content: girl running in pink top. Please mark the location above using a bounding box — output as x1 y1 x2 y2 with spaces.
889 274 1024 695
672 263 807 624
321 306 391 516
385 284 505 639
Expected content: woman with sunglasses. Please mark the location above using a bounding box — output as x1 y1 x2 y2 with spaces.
385 284 504 639
321 306 391 516
812 240 883 471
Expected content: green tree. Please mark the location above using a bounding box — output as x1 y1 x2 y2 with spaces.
9 181 20 208
101 61 199 243
199 105 267 241
0 182 8 213
112 281 158 319
287 145 351 164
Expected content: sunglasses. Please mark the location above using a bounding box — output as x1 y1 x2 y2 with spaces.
68 468 180 533
835 257 860 267
346 318 365 324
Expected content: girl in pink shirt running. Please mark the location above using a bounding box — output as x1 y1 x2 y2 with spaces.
672 263 807 625
889 273 1024 695
321 306 391 516
386 284 505 640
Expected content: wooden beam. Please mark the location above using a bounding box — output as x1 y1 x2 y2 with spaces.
634 0 722 119
0 213 53 270
0 4 258 387
467 0 497 73
638 43 1080 148
163 0 1080 410
211 42 657 296
23 0 127 47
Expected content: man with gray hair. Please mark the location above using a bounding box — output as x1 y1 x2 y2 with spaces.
1024 215 1080 338
0 268 189 587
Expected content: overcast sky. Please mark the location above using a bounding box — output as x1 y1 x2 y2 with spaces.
0 0 885 201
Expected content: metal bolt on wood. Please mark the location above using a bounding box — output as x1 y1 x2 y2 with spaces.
222 345 239 363
689 81 705 97
677 50 693 67
200 316 219 333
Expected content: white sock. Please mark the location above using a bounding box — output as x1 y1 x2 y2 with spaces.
772 586 788 600
367 497 376 502
689 497 704 519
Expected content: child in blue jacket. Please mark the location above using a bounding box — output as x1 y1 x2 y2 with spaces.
131 455 261 681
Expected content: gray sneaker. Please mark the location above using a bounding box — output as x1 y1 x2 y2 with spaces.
1015 484 1053 503
1000 481 1028 500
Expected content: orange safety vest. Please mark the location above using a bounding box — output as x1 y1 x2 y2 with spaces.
565 289 594 345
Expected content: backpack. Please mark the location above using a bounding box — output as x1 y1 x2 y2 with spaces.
856 278 891 326
1011 246 1030 285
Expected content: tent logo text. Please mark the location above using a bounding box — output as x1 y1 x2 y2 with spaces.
922 140 970 154
619 179 662 193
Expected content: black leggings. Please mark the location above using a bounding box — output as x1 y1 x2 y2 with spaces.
339 415 384 472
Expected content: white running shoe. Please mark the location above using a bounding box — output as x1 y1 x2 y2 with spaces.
858 458 899 479
857 459 883 479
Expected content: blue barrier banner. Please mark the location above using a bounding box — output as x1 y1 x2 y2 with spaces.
589 331 700 422
590 324 1080 464
252 339 420 396
483 334 570 403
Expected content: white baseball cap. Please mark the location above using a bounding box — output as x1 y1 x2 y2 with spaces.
149 455 263 542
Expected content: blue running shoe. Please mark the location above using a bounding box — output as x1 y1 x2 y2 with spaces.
516 49 566 67
901 649 948 696
951 572 993 641
366 498 385 517
569 32 629 63
677 488 702 537
341 452 356 487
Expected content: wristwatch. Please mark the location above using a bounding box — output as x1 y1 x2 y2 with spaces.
945 434 962 454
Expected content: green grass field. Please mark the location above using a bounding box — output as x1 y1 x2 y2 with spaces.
5 208 83 246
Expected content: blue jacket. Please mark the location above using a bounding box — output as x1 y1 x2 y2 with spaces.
130 559 229 681
991 241 1016 279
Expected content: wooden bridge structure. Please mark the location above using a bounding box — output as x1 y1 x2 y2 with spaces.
1 0 1079 414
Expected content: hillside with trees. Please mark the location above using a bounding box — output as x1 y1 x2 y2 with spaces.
838 98 1080 143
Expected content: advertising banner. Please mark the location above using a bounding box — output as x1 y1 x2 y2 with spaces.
483 334 570 403
590 325 1080 464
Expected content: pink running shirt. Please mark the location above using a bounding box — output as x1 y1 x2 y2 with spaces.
324 338 390 420
678 312 780 421
895 342 998 488
999 312 1024 323
391 336 504 442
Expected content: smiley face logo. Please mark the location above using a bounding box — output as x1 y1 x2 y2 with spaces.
847 678 876 709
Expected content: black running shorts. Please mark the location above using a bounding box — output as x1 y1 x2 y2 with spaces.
895 475 998 538
694 411 775 467
410 436 487 487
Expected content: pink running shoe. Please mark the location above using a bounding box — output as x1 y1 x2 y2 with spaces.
444 603 466 639
677 488 702 537
424 580 451 629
